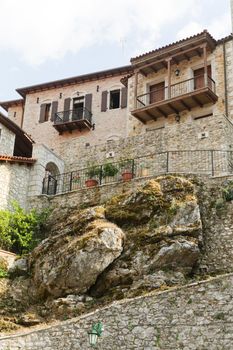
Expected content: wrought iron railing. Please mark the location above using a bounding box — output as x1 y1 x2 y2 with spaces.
54 108 92 125
136 75 216 108
42 150 233 196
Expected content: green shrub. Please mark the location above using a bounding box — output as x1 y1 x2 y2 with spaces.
221 180 233 201
0 202 50 255
102 163 119 177
0 258 8 278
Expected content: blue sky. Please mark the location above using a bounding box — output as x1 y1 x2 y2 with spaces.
0 0 231 112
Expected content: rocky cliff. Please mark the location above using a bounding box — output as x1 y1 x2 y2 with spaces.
0 176 203 332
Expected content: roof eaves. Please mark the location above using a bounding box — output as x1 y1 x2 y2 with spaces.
16 65 133 97
130 30 216 63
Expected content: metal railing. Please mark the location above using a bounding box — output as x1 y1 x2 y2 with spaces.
42 150 233 196
54 107 92 125
137 75 216 108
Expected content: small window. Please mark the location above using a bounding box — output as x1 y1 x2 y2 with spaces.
44 104 51 121
109 89 120 109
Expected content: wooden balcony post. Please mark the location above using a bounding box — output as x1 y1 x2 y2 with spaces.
203 44 208 87
166 58 172 99
134 69 139 109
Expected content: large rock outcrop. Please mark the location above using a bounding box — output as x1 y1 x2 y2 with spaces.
29 207 125 298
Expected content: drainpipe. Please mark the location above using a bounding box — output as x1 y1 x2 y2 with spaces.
223 39 228 117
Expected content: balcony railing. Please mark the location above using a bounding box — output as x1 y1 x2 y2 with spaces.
42 149 233 196
136 75 216 108
53 107 92 133
54 107 92 125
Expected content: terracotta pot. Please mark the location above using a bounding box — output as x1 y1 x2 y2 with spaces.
85 179 98 187
122 172 133 182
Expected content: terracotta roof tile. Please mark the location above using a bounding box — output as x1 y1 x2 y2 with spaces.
130 30 216 63
0 155 36 164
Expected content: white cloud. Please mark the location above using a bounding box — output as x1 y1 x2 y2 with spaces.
0 0 230 66
176 13 231 41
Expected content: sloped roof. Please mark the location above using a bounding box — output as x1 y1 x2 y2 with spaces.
0 98 24 112
131 30 216 65
16 65 133 97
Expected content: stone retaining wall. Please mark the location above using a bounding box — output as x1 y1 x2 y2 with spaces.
0 273 232 349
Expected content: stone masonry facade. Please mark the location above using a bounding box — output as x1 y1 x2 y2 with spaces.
0 273 232 349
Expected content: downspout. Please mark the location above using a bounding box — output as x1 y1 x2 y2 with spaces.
223 39 228 117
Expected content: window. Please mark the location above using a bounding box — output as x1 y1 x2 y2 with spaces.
109 89 120 109
44 104 51 121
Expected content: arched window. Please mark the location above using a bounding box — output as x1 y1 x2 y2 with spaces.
42 162 60 195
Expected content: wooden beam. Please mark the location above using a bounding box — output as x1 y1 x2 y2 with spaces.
192 95 203 107
132 112 146 124
172 57 178 65
162 61 167 69
145 110 157 121
149 66 157 73
168 103 179 114
196 48 202 57
157 107 168 118
179 99 191 111
139 69 147 77
183 53 190 61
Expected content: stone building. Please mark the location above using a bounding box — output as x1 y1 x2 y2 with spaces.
1 30 233 208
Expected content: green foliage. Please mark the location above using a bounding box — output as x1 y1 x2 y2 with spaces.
0 258 8 278
102 163 119 177
222 180 233 201
86 165 101 179
0 202 50 255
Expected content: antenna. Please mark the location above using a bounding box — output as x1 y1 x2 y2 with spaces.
120 37 127 58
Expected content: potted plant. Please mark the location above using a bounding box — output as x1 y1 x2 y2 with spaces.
139 161 151 177
85 165 101 187
102 163 119 183
120 159 134 182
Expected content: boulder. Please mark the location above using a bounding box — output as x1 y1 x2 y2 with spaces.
29 207 125 298
9 258 28 277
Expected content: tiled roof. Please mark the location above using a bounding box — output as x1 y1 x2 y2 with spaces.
130 30 216 63
0 99 24 112
16 65 133 97
0 155 36 164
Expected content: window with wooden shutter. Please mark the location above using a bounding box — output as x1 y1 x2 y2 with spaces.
85 94 92 112
39 104 46 123
121 87 127 108
63 98 71 122
51 101 58 122
101 91 108 112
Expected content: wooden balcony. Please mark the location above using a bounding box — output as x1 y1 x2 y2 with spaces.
53 108 92 134
131 75 218 123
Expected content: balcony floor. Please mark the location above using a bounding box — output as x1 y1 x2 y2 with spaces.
53 119 92 134
131 87 218 123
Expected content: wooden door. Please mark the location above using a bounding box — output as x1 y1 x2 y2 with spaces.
150 82 165 104
194 66 211 90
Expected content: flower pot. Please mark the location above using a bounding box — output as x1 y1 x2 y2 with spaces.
85 179 98 188
122 171 133 182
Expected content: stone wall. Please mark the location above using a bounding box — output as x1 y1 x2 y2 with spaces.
58 113 233 172
225 38 233 120
0 123 15 156
27 144 64 198
0 162 31 210
0 273 232 349
7 104 24 129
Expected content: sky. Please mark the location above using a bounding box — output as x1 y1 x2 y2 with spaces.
0 0 232 113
